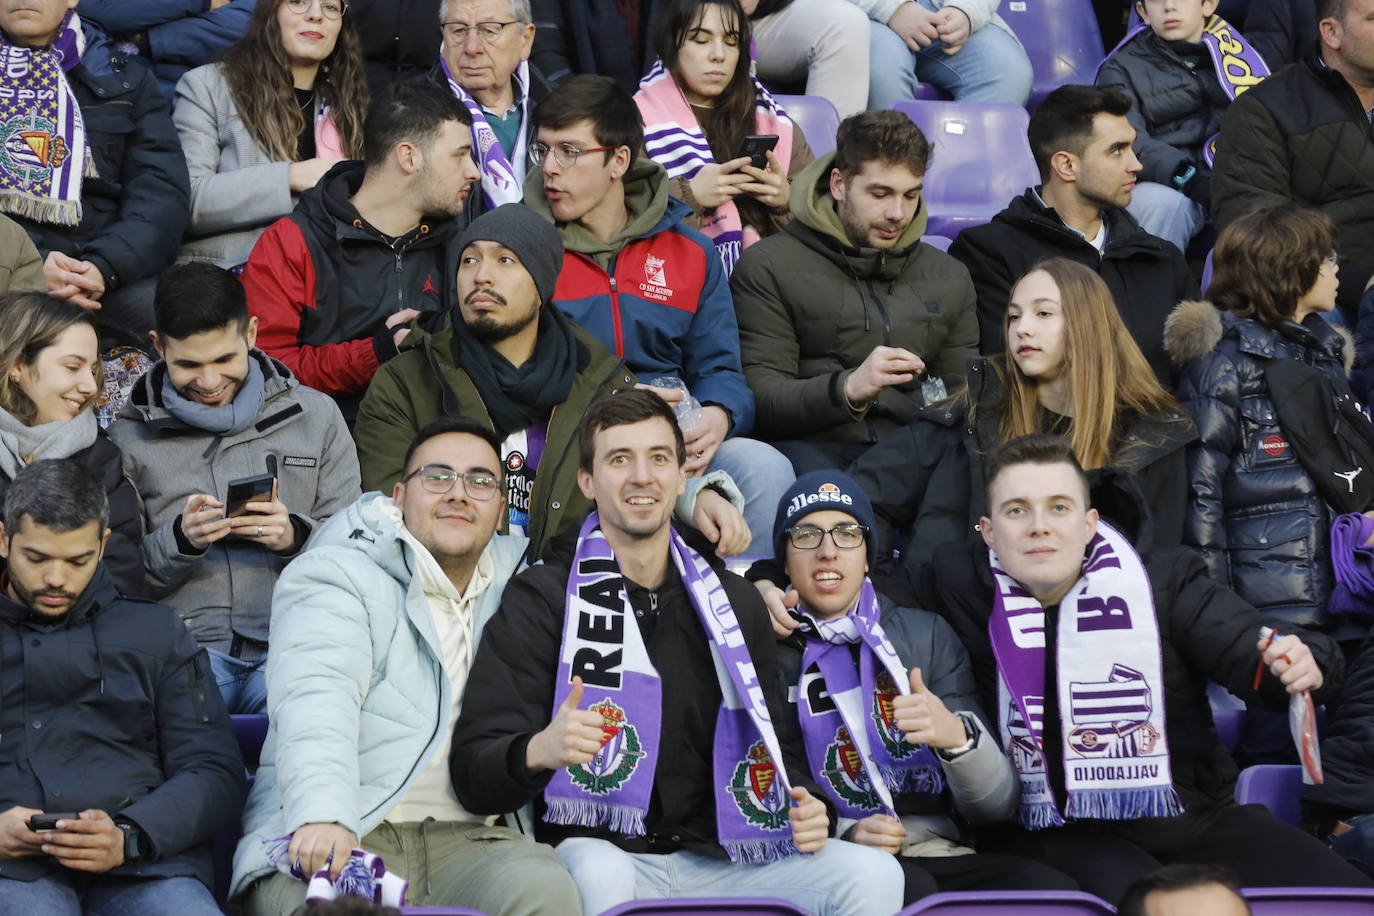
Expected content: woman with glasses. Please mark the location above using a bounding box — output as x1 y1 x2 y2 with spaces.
173 0 368 269
634 0 813 273
1167 205 1351 632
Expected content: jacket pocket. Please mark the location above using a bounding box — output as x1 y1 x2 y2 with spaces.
1237 397 1292 471
1223 511 1314 610
80 100 135 169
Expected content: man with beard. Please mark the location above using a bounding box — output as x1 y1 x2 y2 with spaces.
949 85 1195 382
731 109 978 474
109 262 361 713
243 83 481 416
356 203 750 562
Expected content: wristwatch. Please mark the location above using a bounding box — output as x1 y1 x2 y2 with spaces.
935 712 980 762
113 817 148 865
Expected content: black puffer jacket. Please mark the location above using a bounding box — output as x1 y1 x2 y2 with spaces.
948 188 1195 383
847 358 1196 582
1167 299 1352 628
1213 60 1374 319
0 566 245 887
1096 31 1233 196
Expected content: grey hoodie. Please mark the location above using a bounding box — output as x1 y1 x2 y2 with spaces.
108 350 360 650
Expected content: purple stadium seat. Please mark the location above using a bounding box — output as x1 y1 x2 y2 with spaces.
1206 681 1244 752
899 890 1117 913
1235 764 1304 826
998 0 1106 109
889 100 1038 238
774 95 841 157
232 714 269 768
922 235 953 252
1243 887 1374 914
602 900 810 915
402 909 490 915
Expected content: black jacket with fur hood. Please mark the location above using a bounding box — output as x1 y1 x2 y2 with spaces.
1166 300 1355 628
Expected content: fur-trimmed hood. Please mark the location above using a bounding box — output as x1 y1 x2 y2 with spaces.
1163 299 1354 373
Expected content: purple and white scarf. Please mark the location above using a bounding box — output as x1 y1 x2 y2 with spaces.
988 521 1182 829
439 54 528 209
794 580 944 820
1330 513 1374 619
544 512 798 864
1099 15 1267 167
0 11 97 225
266 837 408 907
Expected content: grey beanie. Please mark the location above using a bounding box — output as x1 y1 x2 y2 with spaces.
456 203 564 305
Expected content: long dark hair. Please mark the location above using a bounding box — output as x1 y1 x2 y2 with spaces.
220 0 369 162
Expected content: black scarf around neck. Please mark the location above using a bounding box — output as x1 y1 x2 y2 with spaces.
450 306 579 438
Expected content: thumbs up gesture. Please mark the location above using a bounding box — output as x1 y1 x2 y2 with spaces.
891 667 968 750
524 677 613 774
787 786 829 853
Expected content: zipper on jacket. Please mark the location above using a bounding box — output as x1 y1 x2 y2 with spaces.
864 281 894 346
395 246 405 309
609 273 625 358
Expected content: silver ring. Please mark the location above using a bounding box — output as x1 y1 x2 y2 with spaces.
257 525 264 537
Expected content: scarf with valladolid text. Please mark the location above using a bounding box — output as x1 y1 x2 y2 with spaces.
544 512 798 863
988 521 1182 829
635 59 792 275
793 580 944 820
439 54 529 209
0 11 98 225
1099 15 1267 166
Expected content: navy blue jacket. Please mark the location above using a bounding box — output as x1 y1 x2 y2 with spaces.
0 566 245 886
530 0 663 90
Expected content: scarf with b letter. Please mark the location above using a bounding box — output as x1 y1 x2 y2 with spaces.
0 10 98 226
439 54 529 209
794 579 944 820
1099 15 1268 167
988 520 1182 829
543 512 799 864
635 59 792 275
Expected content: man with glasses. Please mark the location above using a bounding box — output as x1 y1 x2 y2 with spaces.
525 74 796 556
428 0 553 218
232 414 583 915
766 470 1076 905
357 203 749 561
244 82 480 417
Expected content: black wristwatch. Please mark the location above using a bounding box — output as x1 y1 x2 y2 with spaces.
113 817 148 865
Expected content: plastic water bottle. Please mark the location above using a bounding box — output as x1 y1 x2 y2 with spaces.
650 376 701 431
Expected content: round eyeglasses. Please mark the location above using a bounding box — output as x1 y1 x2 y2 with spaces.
528 141 616 169
286 0 348 19
401 465 501 500
785 524 870 550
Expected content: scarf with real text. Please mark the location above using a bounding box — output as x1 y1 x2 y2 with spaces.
0 11 98 225
440 54 529 209
543 512 799 863
635 59 792 275
988 521 1182 829
793 580 944 820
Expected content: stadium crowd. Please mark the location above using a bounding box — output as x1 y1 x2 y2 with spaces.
4 0 1374 912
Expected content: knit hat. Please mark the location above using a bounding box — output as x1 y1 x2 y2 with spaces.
456 203 564 305
772 470 878 566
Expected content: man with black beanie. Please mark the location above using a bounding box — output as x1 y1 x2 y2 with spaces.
356 203 749 561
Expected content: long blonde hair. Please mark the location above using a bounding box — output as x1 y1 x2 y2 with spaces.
0 292 104 426
994 259 1179 469
220 0 369 163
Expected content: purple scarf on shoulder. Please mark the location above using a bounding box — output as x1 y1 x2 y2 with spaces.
793 580 943 820
543 512 798 864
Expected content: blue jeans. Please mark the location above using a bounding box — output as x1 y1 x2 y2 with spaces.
707 437 796 557
556 837 904 916
0 873 220 916
1126 181 1205 252
868 7 1033 108
207 648 268 714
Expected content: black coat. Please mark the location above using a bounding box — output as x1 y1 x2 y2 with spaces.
530 0 663 91
1244 0 1318 71
1306 626 1374 818
896 504 1346 850
1096 31 1233 195
1213 60 1374 320
1168 300 1352 628
0 567 245 886
451 526 829 856
13 25 188 294
847 358 1196 584
351 0 444 99
0 432 144 599
948 189 1196 384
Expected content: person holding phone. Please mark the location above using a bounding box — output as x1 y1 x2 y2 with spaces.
109 263 360 714
635 0 813 275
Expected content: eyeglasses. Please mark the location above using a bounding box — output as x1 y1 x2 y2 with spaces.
528 141 616 168
785 524 870 551
286 0 348 19
401 465 501 500
442 20 521 43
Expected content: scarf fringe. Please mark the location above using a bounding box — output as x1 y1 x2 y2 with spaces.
724 838 797 865
544 797 647 836
1017 802 1067 831
1065 786 1185 821
0 189 81 226
884 766 945 796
